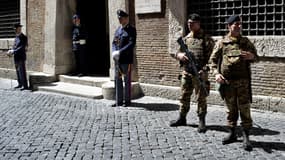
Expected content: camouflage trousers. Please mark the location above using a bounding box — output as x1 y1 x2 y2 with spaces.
223 79 252 129
179 71 209 118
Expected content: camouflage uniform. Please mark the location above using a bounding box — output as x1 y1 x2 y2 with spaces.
209 34 258 129
171 30 214 128
178 30 214 118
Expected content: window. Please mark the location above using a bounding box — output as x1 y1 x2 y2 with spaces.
188 0 285 36
0 0 20 38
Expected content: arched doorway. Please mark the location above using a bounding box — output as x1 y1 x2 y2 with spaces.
76 0 110 76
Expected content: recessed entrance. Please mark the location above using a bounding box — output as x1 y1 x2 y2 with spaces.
76 0 110 76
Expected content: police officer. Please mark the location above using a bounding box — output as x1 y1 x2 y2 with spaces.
209 15 258 151
169 13 215 133
71 14 87 77
111 9 136 107
7 23 29 90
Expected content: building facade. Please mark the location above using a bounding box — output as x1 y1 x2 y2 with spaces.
0 0 284 111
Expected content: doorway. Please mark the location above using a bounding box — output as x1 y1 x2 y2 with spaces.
76 0 110 76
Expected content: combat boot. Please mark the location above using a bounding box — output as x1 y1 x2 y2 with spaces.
242 128 253 151
222 127 237 145
170 114 186 127
197 115 206 133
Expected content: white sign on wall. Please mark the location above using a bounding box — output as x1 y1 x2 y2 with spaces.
135 0 161 14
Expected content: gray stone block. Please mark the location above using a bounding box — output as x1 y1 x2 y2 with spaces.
102 81 143 100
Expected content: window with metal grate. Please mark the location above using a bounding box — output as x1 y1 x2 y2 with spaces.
0 0 20 38
188 0 284 36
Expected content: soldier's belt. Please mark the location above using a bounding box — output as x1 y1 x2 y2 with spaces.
73 39 86 45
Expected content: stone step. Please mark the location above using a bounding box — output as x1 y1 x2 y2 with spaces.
102 81 143 100
59 75 109 87
34 75 144 100
37 82 103 99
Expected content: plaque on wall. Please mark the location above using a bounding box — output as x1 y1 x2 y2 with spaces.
135 0 161 14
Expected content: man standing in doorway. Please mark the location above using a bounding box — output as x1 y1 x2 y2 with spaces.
169 13 214 133
71 14 87 77
7 23 29 90
111 9 137 107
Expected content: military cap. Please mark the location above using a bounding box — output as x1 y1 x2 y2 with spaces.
14 23 23 28
72 14 80 19
117 9 128 18
226 15 240 24
188 13 201 21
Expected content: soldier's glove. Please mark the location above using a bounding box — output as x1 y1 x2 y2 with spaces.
112 50 120 61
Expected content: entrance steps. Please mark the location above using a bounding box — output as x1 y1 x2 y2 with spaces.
35 75 143 100
36 75 110 99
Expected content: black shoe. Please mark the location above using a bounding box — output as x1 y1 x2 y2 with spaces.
222 127 237 145
20 87 29 91
77 73 85 77
14 85 22 89
197 115 206 133
242 129 253 151
111 102 123 107
170 115 187 127
69 72 78 76
123 102 131 107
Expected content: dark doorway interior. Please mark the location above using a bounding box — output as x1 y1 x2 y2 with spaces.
76 0 110 76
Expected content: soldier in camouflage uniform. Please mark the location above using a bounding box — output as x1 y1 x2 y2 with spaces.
170 13 214 133
209 15 258 151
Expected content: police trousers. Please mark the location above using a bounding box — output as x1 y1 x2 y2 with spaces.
223 79 252 129
15 60 28 88
114 63 132 105
179 71 209 117
73 47 86 74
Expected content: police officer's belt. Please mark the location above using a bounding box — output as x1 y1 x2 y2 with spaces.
73 39 86 45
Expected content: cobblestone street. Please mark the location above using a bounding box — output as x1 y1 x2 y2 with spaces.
0 88 284 160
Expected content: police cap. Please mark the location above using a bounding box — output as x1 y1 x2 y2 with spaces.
72 14 80 19
117 9 128 18
226 15 240 24
14 23 23 29
188 13 200 21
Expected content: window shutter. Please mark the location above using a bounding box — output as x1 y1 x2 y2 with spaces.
0 0 20 38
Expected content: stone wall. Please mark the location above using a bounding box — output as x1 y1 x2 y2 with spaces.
136 0 181 86
26 0 46 72
250 37 285 97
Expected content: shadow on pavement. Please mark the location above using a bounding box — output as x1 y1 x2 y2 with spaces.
186 124 284 153
250 126 280 136
251 140 285 153
129 102 179 111
184 125 280 136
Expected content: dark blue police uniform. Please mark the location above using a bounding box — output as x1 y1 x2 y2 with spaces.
12 24 28 89
72 15 87 76
112 10 136 107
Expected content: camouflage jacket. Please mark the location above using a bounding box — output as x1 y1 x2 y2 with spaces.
173 29 215 73
209 33 259 80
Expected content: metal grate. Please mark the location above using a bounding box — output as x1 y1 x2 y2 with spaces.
188 0 285 36
0 0 20 38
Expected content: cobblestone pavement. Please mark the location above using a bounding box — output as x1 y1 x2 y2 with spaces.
0 88 284 160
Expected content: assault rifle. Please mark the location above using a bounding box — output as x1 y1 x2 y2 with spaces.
177 37 209 96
